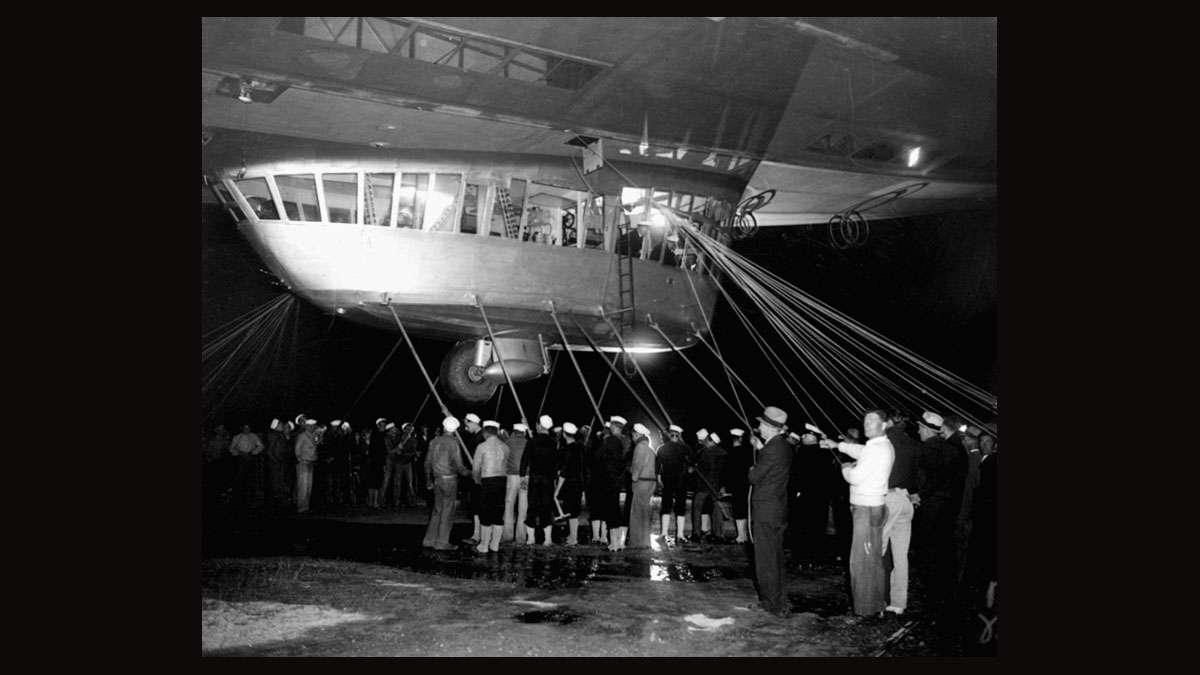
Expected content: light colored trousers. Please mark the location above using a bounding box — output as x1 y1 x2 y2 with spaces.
295 461 314 513
502 474 529 542
882 488 915 610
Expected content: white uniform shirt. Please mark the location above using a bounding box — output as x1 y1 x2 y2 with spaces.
838 435 895 507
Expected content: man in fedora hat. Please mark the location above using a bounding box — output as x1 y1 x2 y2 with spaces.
748 406 794 617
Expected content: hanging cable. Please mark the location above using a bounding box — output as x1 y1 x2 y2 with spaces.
647 317 753 431
599 313 673 429
548 302 605 426
343 335 406 419
567 313 665 431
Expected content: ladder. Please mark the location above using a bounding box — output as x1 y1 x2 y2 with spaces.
496 187 521 239
364 179 376 225
616 222 637 376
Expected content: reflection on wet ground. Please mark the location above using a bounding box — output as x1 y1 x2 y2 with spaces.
203 512 754 589
514 608 585 625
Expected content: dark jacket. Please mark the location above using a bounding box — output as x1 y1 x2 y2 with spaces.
521 432 559 478
748 434 793 511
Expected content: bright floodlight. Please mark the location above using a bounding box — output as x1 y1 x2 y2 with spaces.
907 146 921 168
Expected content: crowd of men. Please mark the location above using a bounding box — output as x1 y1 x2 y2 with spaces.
202 403 997 625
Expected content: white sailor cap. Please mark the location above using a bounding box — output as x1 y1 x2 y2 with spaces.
295 415 306 425
513 422 528 432
270 418 280 430
696 428 709 440
668 424 683 434
729 428 745 437
442 416 460 432
708 433 722 445
465 413 481 424
539 414 553 429
562 422 578 435
331 419 342 428
482 420 500 429
633 423 651 437
788 432 801 442
286 421 295 431
920 411 945 429
610 415 627 426
376 417 387 426
341 421 351 430
305 418 317 426
385 422 396 430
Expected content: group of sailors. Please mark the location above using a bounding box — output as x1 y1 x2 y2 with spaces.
203 403 997 624
202 416 434 514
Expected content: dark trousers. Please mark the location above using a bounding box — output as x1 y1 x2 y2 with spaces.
692 489 726 535
423 477 458 548
752 506 788 612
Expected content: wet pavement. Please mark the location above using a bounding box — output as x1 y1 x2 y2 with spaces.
201 504 995 656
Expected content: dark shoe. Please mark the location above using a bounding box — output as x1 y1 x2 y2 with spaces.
432 543 456 551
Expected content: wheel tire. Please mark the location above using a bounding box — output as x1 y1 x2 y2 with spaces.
439 341 499 404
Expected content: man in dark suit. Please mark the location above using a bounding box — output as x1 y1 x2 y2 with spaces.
748 406 794 617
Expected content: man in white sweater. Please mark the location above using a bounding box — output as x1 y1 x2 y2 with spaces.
821 409 895 618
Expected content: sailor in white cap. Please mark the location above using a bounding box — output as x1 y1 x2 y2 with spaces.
379 422 405 508
627 423 658 549
521 414 559 546
421 416 471 549
503 421 531 543
725 427 753 544
597 415 630 550
557 422 585 545
747 405 794 616
331 419 342 428
656 423 692 545
471 420 510 553
364 417 389 508
691 429 727 543
460 413 485 545
294 415 320 513
265 416 291 511
913 409 964 606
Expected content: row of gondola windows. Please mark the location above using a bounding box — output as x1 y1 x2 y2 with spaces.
227 174 730 247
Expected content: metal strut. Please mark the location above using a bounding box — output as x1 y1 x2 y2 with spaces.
473 296 530 430
547 302 605 426
598 312 674 430
646 316 754 432
386 304 471 464
567 313 666 431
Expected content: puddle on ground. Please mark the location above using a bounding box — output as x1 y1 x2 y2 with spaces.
204 514 754 588
514 608 584 625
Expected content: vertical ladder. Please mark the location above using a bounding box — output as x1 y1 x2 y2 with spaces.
364 179 376 225
616 221 637 377
496 187 521 239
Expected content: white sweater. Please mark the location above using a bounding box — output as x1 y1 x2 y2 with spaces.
839 436 895 507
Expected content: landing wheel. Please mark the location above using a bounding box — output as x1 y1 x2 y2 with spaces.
440 341 499 404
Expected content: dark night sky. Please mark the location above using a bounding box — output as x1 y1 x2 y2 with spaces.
201 203 996 435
